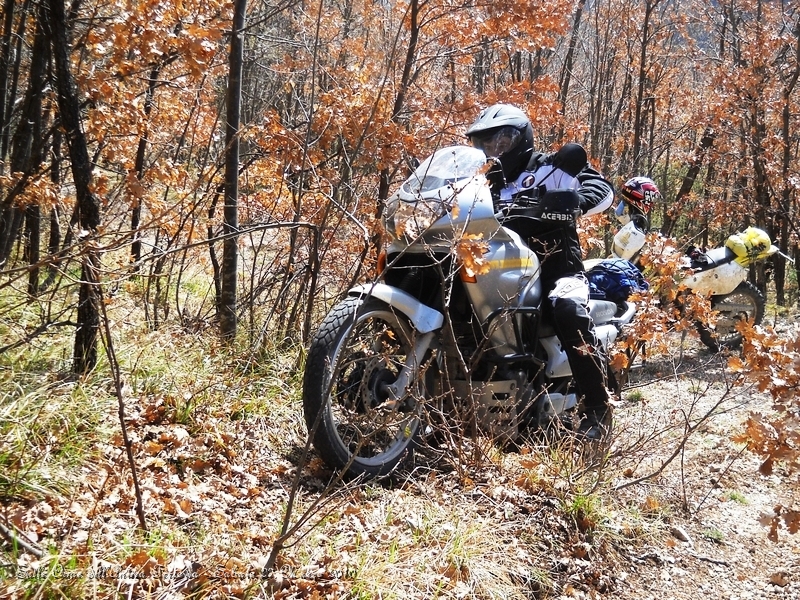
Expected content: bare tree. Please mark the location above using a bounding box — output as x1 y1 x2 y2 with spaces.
776 16 800 306
44 0 102 373
220 0 248 340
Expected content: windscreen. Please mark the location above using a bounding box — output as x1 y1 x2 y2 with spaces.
402 146 486 196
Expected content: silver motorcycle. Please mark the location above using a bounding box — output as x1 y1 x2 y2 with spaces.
302 145 637 479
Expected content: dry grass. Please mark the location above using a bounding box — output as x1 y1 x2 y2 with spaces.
1 287 794 599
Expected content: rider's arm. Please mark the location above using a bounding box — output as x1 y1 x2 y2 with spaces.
576 165 614 216
533 150 613 217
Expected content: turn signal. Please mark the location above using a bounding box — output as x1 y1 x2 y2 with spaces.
377 250 387 275
459 265 477 284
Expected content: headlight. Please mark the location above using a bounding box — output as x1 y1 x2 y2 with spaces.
383 194 450 240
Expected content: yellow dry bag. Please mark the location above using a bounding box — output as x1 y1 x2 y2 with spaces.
724 227 773 267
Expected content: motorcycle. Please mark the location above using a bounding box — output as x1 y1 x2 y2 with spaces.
592 206 779 351
302 145 638 479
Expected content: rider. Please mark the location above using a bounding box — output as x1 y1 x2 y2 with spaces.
608 176 662 262
466 103 615 440
616 176 661 231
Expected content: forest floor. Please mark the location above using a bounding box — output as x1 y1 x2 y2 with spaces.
1 320 799 599
594 341 800 600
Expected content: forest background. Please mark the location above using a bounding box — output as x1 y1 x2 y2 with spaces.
1 0 800 598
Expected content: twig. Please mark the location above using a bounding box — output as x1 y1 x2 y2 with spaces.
0 320 76 354
0 519 45 558
0 220 318 284
95 266 147 531
614 379 737 492
690 552 730 567
633 550 674 564
264 356 361 572
692 443 749 515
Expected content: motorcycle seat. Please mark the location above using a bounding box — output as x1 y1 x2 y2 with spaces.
588 299 620 324
687 246 737 272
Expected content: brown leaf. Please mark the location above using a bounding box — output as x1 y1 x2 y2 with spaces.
768 516 780 543
123 550 161 575
125 171 146 199
189 458 211 472
455 234 490 277
144 441 164 455
769 571 790 587
728 356 745 372
759 510 778 527
642 496 660 512
782 508 800 534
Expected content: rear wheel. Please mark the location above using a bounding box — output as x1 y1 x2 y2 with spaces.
698 281 765 351
302 296 431 480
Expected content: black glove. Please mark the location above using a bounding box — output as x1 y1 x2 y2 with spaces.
552 143 588 177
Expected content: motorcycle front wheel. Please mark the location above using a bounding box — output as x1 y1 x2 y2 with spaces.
698 281 765 351
302 296 430 480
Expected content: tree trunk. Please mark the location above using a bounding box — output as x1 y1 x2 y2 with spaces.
220 0 247 341
776 94 792 306
42 126 62 290
0 0 16 169
45 0 102 373
557 0 586 140
25 204 40 295
1 0 31 164
130 65 161 271
376 0 419 246
24 5 49 296
0 0 48 269
662 127 715 237
795 246 800 310
750 104 770 293
774 21 800 306
631 0 659 174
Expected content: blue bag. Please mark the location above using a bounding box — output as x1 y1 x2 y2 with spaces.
587 258 649 302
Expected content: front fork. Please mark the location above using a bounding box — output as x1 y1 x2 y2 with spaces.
381 331 436 405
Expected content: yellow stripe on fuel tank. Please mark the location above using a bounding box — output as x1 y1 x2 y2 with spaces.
487 257 535 270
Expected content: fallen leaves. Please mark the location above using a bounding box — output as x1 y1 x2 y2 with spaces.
758 504 800 542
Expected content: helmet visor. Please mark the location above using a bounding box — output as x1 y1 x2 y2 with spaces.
470 126 522 158
615 201 631 225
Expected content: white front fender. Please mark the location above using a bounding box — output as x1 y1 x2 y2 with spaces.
350 283 444 333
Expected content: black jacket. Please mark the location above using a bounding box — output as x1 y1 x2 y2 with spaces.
494 151 614 287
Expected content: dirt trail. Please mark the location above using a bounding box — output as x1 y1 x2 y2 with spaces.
606 342 800 600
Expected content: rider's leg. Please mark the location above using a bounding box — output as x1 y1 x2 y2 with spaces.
547 275 611 439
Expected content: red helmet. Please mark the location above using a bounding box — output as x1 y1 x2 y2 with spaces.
620 176 661 214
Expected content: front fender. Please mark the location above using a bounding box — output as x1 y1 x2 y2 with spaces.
350 283 444 333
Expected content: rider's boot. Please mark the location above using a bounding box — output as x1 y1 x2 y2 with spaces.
576 405 612 441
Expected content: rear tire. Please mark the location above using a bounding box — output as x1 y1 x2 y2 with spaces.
698 281 765 351
302 296 430 480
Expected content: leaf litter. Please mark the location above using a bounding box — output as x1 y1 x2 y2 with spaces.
1 329 799 599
